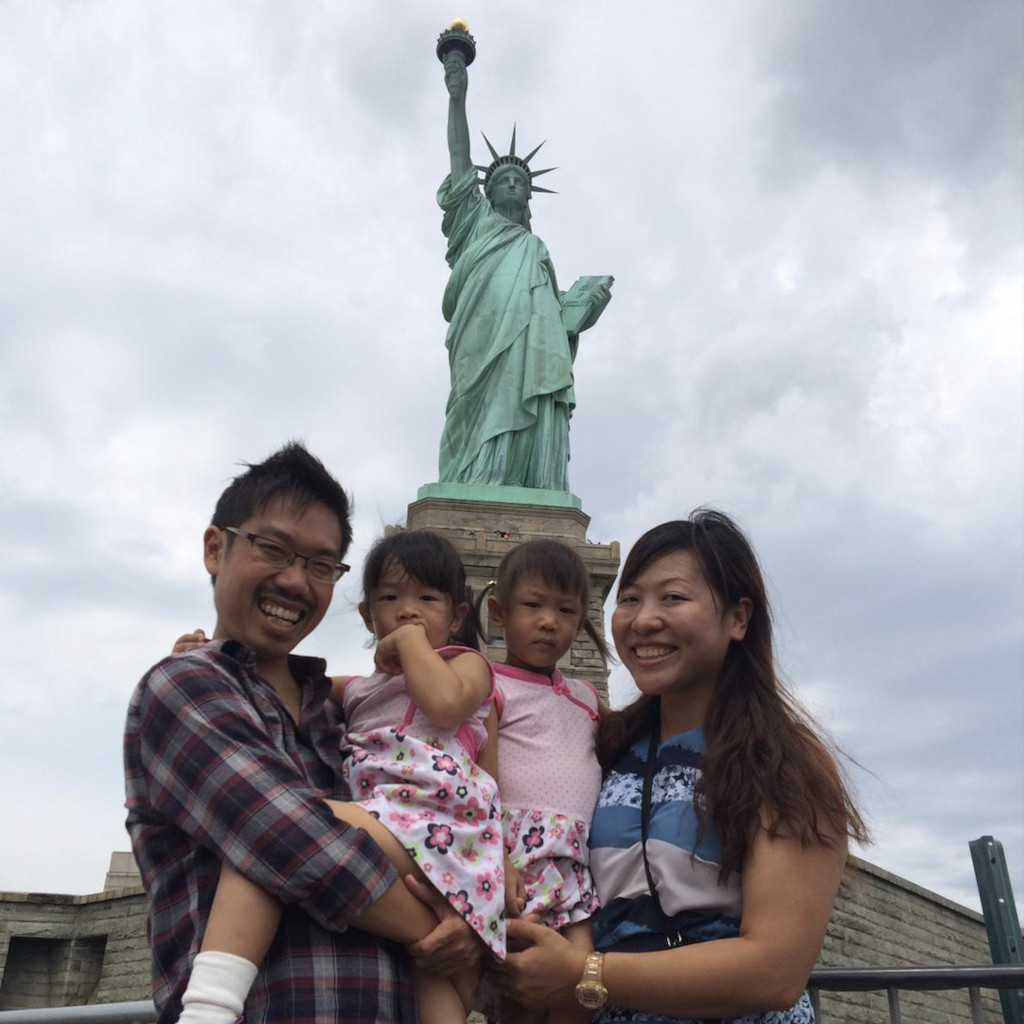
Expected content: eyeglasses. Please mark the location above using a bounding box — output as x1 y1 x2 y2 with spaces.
220 527 350 585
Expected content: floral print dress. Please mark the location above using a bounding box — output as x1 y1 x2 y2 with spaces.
494 664 603 930
340 646 506 958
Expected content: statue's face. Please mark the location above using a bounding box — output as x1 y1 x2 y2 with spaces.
489 168 530 211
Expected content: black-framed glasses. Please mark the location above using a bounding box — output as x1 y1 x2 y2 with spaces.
220 527 350 585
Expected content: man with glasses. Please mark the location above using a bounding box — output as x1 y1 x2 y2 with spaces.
125 443 469 1023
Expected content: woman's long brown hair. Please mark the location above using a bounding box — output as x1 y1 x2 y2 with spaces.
596 510 870 881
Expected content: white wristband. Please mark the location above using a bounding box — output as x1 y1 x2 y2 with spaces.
177 950 258 1024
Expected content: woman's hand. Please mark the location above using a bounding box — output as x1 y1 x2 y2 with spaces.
491 918 587 1009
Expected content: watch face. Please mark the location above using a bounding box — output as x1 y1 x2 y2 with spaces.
576 983 607 1009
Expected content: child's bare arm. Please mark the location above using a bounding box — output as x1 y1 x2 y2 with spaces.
477 704 500 780
327 675 355 707
376 625 491 728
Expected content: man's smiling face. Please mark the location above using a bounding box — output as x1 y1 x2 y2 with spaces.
204 494 343 672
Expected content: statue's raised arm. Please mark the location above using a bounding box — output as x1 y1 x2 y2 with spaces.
432 22 613 494
444 53 472 181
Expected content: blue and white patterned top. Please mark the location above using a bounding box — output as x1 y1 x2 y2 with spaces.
588 728 814 1024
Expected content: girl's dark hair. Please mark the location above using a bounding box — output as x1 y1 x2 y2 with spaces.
477 539 610 664
362 530 478 647
596 509 869 880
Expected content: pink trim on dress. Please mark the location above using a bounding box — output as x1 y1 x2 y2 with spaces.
398 646 495 760
494 663 600 722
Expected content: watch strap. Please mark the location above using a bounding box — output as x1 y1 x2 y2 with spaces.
574 951 608 1009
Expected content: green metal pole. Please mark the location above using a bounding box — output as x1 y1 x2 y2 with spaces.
970 835 1024 1024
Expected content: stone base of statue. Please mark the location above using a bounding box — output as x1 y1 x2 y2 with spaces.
405 492 619 697
417 481 582 509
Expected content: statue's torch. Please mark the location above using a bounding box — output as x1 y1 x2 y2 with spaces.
436 19 476 66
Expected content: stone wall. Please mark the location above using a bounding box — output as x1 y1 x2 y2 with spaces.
0 885 150 1010
815 855 1008 1023
0 857 1016 1018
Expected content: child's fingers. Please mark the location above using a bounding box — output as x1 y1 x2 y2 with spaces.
171 629 208 656
372 636 403 674
373 650 402 674
504 891 520 918
516 889 527 912
515 879 527 913
504 861 527 918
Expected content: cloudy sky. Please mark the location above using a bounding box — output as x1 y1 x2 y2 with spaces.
1 1 1021 924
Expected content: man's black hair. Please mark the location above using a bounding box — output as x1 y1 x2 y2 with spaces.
211 441 353 557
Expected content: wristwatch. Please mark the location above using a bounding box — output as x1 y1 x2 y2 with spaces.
574 951 608 1009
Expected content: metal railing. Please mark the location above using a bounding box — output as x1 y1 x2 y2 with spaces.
0 1006 155 1023
809 964 1024 1023
0 965 1021 1024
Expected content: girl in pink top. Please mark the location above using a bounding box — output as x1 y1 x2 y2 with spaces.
480 539 611 1024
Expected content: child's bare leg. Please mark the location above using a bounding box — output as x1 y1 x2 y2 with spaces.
417 966 481 1024
176 863 275 1023
542 920 594 1024
183 801 483 1023
201 810 440 957
203 861 280 962
325 800 479 1022
499 920 593 1024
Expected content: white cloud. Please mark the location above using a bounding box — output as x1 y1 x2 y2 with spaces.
0 0 1020 921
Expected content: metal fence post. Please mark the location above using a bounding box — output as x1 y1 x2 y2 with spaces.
886 986 902 1023
970 835 1024 1024
809 987 822 1021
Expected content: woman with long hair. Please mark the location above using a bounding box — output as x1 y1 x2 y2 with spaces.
495 510 868 1023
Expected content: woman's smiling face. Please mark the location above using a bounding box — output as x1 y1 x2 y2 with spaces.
611 549 750 730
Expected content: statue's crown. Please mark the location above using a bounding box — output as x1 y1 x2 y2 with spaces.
478 127 556 197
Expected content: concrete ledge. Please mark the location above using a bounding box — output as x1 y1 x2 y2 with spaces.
417 481 582 509
846 854 984 923
0 889 144 906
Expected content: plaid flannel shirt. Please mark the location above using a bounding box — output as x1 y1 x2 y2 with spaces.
124 640 416 1023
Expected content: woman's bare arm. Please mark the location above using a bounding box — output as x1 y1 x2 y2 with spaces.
499 826 846 1017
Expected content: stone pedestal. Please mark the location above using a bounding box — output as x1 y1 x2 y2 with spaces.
403 496 619 697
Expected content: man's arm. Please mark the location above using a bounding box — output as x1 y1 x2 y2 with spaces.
131 650 396 934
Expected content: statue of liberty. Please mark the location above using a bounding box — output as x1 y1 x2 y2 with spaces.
435 23 612 493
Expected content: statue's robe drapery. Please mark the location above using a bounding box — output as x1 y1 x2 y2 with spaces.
437 168 575 491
